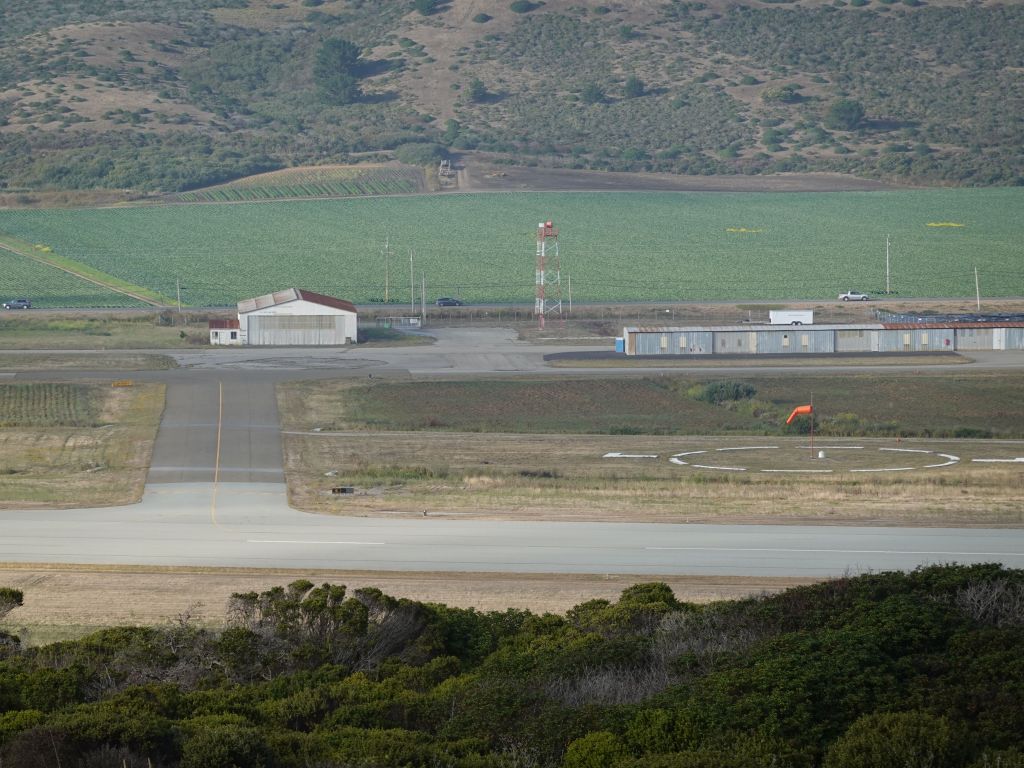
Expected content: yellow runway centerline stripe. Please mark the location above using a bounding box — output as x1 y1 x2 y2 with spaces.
211 380 223 526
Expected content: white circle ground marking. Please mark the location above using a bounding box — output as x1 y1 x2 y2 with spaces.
668 445 963 474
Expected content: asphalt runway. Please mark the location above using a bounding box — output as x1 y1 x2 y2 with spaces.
2 482 1022 576
4 329 1024 576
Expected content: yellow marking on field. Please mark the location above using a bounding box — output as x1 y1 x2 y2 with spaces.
111 380 133 388
927 222 965 227
725 227 763 233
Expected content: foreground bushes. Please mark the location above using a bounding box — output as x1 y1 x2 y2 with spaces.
1 565 1022 766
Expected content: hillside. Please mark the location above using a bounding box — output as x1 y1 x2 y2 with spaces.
0 0 1022 195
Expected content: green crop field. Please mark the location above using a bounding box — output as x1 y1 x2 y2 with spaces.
175 166 423 203
0 189 1020 306
0 246 148 308
0 383 100 427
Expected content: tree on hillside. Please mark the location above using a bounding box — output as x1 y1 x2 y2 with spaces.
468 78 489 103
414 0 439 15
581 83 606 104
314 38 363 105
624 75 646 98
825 98 866 130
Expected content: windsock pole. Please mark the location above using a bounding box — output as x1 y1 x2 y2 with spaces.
809 394 814 458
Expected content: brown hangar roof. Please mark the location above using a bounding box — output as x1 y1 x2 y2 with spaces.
237 288 357 315
208 318 240 329
881 322 1024 330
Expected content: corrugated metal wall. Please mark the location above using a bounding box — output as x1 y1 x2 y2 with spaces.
624 326 1014 355
877 328 954 352
714 331 753 354
1004 328 1024 350
835 329 873 352
632 330 713 355
954 328 995 350
754 329 834 354
248 315 350 345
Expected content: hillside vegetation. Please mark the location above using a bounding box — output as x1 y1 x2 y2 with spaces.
2 565 1023 766
0 0 1022 195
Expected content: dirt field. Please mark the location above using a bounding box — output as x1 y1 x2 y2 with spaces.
457 158 904 193
0 566 819 644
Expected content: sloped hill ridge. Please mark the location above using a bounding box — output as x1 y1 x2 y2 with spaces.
0 0 1021 194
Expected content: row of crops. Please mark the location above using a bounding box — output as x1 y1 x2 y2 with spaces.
176 167 422 203
0 189 1021 307
0 383 101 427
0 247 149 308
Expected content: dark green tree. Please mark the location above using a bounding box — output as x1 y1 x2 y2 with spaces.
624 75 646 98
581 83 606 104
414 0 439 15
313 38 363 105
468 78 489 103
825 99 866 130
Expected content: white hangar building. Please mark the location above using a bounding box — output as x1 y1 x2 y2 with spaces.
212 288 358 346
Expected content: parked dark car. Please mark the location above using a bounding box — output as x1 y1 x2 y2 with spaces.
2 298 31 309
435 297 465 307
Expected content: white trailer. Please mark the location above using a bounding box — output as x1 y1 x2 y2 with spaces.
769 310 814 325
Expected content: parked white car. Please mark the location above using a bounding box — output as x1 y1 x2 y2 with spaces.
838 291 870 302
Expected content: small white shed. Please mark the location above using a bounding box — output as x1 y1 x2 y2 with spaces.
237 288 358 346
208 318 242 345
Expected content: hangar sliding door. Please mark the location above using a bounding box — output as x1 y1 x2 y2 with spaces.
248 315 348 345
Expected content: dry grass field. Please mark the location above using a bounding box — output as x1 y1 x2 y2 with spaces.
281 431 1024 527
0 312 219 349
0 352 176 370
0 382 164 507
278 375 1024 526
0 566 818 646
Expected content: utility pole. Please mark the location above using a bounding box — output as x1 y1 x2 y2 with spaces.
975 266 981 311
421 274 426 325
382 237 391 303
567 273 572 313
176 278 182 313
409 249 415 314
885 235 891 295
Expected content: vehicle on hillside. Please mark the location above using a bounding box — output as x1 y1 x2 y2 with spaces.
838 291 870 302
435 297 465 307
2 298 31 309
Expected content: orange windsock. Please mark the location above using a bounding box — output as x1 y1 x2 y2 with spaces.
786 404 814 425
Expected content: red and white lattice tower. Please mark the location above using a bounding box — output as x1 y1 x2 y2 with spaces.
534 220 561 330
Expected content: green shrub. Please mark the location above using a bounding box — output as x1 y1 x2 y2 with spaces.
564 732 630 768
692 381 757 404
824 711 967 768
510 0 540 12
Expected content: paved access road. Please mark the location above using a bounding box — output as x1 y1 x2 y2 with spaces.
4 328 1024 577
2 482 1023 576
